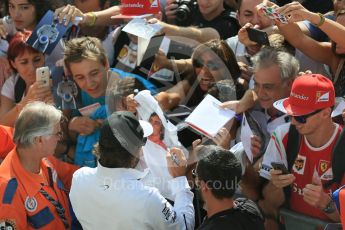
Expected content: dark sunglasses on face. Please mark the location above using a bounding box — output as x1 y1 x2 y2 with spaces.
192 59 222 71
292 109 323 124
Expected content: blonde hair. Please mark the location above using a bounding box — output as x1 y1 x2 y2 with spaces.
64 37 107 73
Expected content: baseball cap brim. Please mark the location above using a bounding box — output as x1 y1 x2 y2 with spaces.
111 13 153 19
273 98 316 116
139 120 153 137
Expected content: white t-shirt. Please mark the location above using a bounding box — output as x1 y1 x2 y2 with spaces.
226 36 255 88
259 123 290 180
1 74 19 101
226 36 251 66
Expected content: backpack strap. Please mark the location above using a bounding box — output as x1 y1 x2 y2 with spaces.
325 127 345 188
283 124 301 202
286 124 300 172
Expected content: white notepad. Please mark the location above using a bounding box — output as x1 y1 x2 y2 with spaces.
185 94 235 138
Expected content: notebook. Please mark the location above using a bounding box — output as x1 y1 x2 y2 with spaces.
185 94 235 138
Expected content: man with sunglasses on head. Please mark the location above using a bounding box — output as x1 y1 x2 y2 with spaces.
259 74 345 228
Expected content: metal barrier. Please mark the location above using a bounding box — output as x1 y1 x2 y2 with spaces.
279 208 339 230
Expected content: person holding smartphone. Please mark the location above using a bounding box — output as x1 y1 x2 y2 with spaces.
0 31 53 127
0 0 58 92
259 74 345 229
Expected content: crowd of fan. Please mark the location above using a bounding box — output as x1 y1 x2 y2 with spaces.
0 0 345 229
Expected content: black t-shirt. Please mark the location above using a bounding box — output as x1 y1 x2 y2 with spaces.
192 9 239 39
197 198 265 230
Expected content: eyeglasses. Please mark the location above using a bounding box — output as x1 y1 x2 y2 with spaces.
48 131 63 139
292 109 323 124
192 59 222 71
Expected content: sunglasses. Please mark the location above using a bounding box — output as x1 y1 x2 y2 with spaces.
292 109 323 124
192 59 222 71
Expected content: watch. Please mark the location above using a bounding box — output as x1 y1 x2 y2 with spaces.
322 199 336 214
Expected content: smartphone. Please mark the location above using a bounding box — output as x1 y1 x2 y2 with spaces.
36 66 50 87
271 162 289 174
246 28 270 46
258 4 288 24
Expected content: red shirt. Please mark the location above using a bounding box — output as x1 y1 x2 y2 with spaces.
290 124 344 220
0 149 78 229
261 123 345 221
0 125 14 160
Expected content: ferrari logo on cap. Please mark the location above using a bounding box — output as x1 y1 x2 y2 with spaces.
149 0 158 7
316 91 329 102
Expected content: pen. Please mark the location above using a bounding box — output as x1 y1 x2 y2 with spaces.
168 148 180 166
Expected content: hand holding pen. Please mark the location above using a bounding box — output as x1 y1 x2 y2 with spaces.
126 89 139 113
166 147 187 178
168 147 180 166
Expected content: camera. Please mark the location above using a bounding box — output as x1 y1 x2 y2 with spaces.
175 0 197 26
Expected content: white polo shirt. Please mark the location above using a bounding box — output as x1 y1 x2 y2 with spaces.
70 164 194 230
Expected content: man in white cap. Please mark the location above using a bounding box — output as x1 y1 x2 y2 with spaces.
258 74 345 228
69 111 194 230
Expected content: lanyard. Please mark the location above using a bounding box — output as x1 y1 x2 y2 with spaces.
39 167 69 229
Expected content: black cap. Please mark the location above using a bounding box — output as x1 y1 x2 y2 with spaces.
99 111 153 155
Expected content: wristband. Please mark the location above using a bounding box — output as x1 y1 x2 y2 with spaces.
314 13 325 27
322 199 336 214
85 12 97 27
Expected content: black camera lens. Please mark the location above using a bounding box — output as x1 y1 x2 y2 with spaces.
176 6 190 22
174 0 197 26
